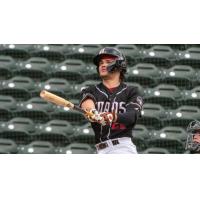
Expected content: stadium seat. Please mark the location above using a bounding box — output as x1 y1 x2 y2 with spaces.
161 65 195 89
0 44 31 60
0 130 32 145
0 76 36 101
132 124 150 139
180 86 200 107
144 84 181 109
137 44 187 51
176 47 200 68
71 80 100 99
158 44 187 51
137 103 167 129
135 44 153 49
132 124 150 152
18 97 54 112
33 132 70 147
51 59 86 83
36 119 74 137
1 44 35 51
82 80 100 88
125 82 144 96
147 128 185 154
0 89 29 103
0 139 18 154
79 63 100 81
15 97 53 123
0 95 17 111
149 126 187 142
114 44 140 66
165 106 200 128
1 76 36 90
33 44 70 53
0 95 17 121
1 117 35 133
33 120 73 146
126 63 161 87
140 45 176 67
0 56 16 80
73 123 95 145
56 143 95 154
31 44 66 62
37 78 72 98
18 141 55 154
51 105 87 126
65 44 102 63
142 147 170 154
186 44 200 48
0 108 12 122
16 57 52 81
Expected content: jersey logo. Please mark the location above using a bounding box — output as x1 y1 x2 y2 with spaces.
96 101 126 113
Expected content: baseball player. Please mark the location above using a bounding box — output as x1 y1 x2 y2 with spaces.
79 47 144 154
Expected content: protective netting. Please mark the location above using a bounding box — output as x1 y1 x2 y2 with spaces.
0 44 200 153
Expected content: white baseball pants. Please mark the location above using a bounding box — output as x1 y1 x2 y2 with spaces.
96 137 138 154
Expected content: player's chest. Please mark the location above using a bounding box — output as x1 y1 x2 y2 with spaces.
95 93 128 113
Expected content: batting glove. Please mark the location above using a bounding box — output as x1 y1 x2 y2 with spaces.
99 112 117 126
84 108 103 123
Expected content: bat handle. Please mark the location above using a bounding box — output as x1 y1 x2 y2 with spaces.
73 105 86 114
73 105 93 117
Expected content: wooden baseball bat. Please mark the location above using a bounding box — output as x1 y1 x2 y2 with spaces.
40 90 93 117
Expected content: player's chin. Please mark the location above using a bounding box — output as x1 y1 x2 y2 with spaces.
100 74 109 79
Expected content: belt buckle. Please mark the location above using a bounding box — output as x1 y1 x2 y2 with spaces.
97 142 108 150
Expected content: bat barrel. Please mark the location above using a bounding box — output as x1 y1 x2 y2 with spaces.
40 90 93 117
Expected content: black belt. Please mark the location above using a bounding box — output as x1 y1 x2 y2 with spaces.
96 139 120 151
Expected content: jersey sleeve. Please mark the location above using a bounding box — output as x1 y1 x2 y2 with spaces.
79 86 97 107
126 86 144 115
116 86 144 125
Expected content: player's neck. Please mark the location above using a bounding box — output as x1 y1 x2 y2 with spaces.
102 78 121 89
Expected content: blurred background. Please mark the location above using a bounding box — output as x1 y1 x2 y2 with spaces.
0 44 200 154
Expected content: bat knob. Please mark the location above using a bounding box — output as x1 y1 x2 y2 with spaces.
40 90 46 98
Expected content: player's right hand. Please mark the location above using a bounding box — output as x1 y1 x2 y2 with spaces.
84 109 103 123
99 112 117 126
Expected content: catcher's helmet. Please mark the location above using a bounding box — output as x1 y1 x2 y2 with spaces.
185 120 200 152
93 47 127 73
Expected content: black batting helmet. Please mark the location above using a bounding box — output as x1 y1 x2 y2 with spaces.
93 47 127 74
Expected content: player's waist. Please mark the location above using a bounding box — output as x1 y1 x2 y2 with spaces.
95 137 132 151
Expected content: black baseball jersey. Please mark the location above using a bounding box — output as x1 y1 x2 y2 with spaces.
79 82 144 144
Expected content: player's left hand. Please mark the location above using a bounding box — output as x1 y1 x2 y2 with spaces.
84 108 102 123
99 112 117 126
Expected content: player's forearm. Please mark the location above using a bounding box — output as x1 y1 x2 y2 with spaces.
116 110 139 125
81 99 96 111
